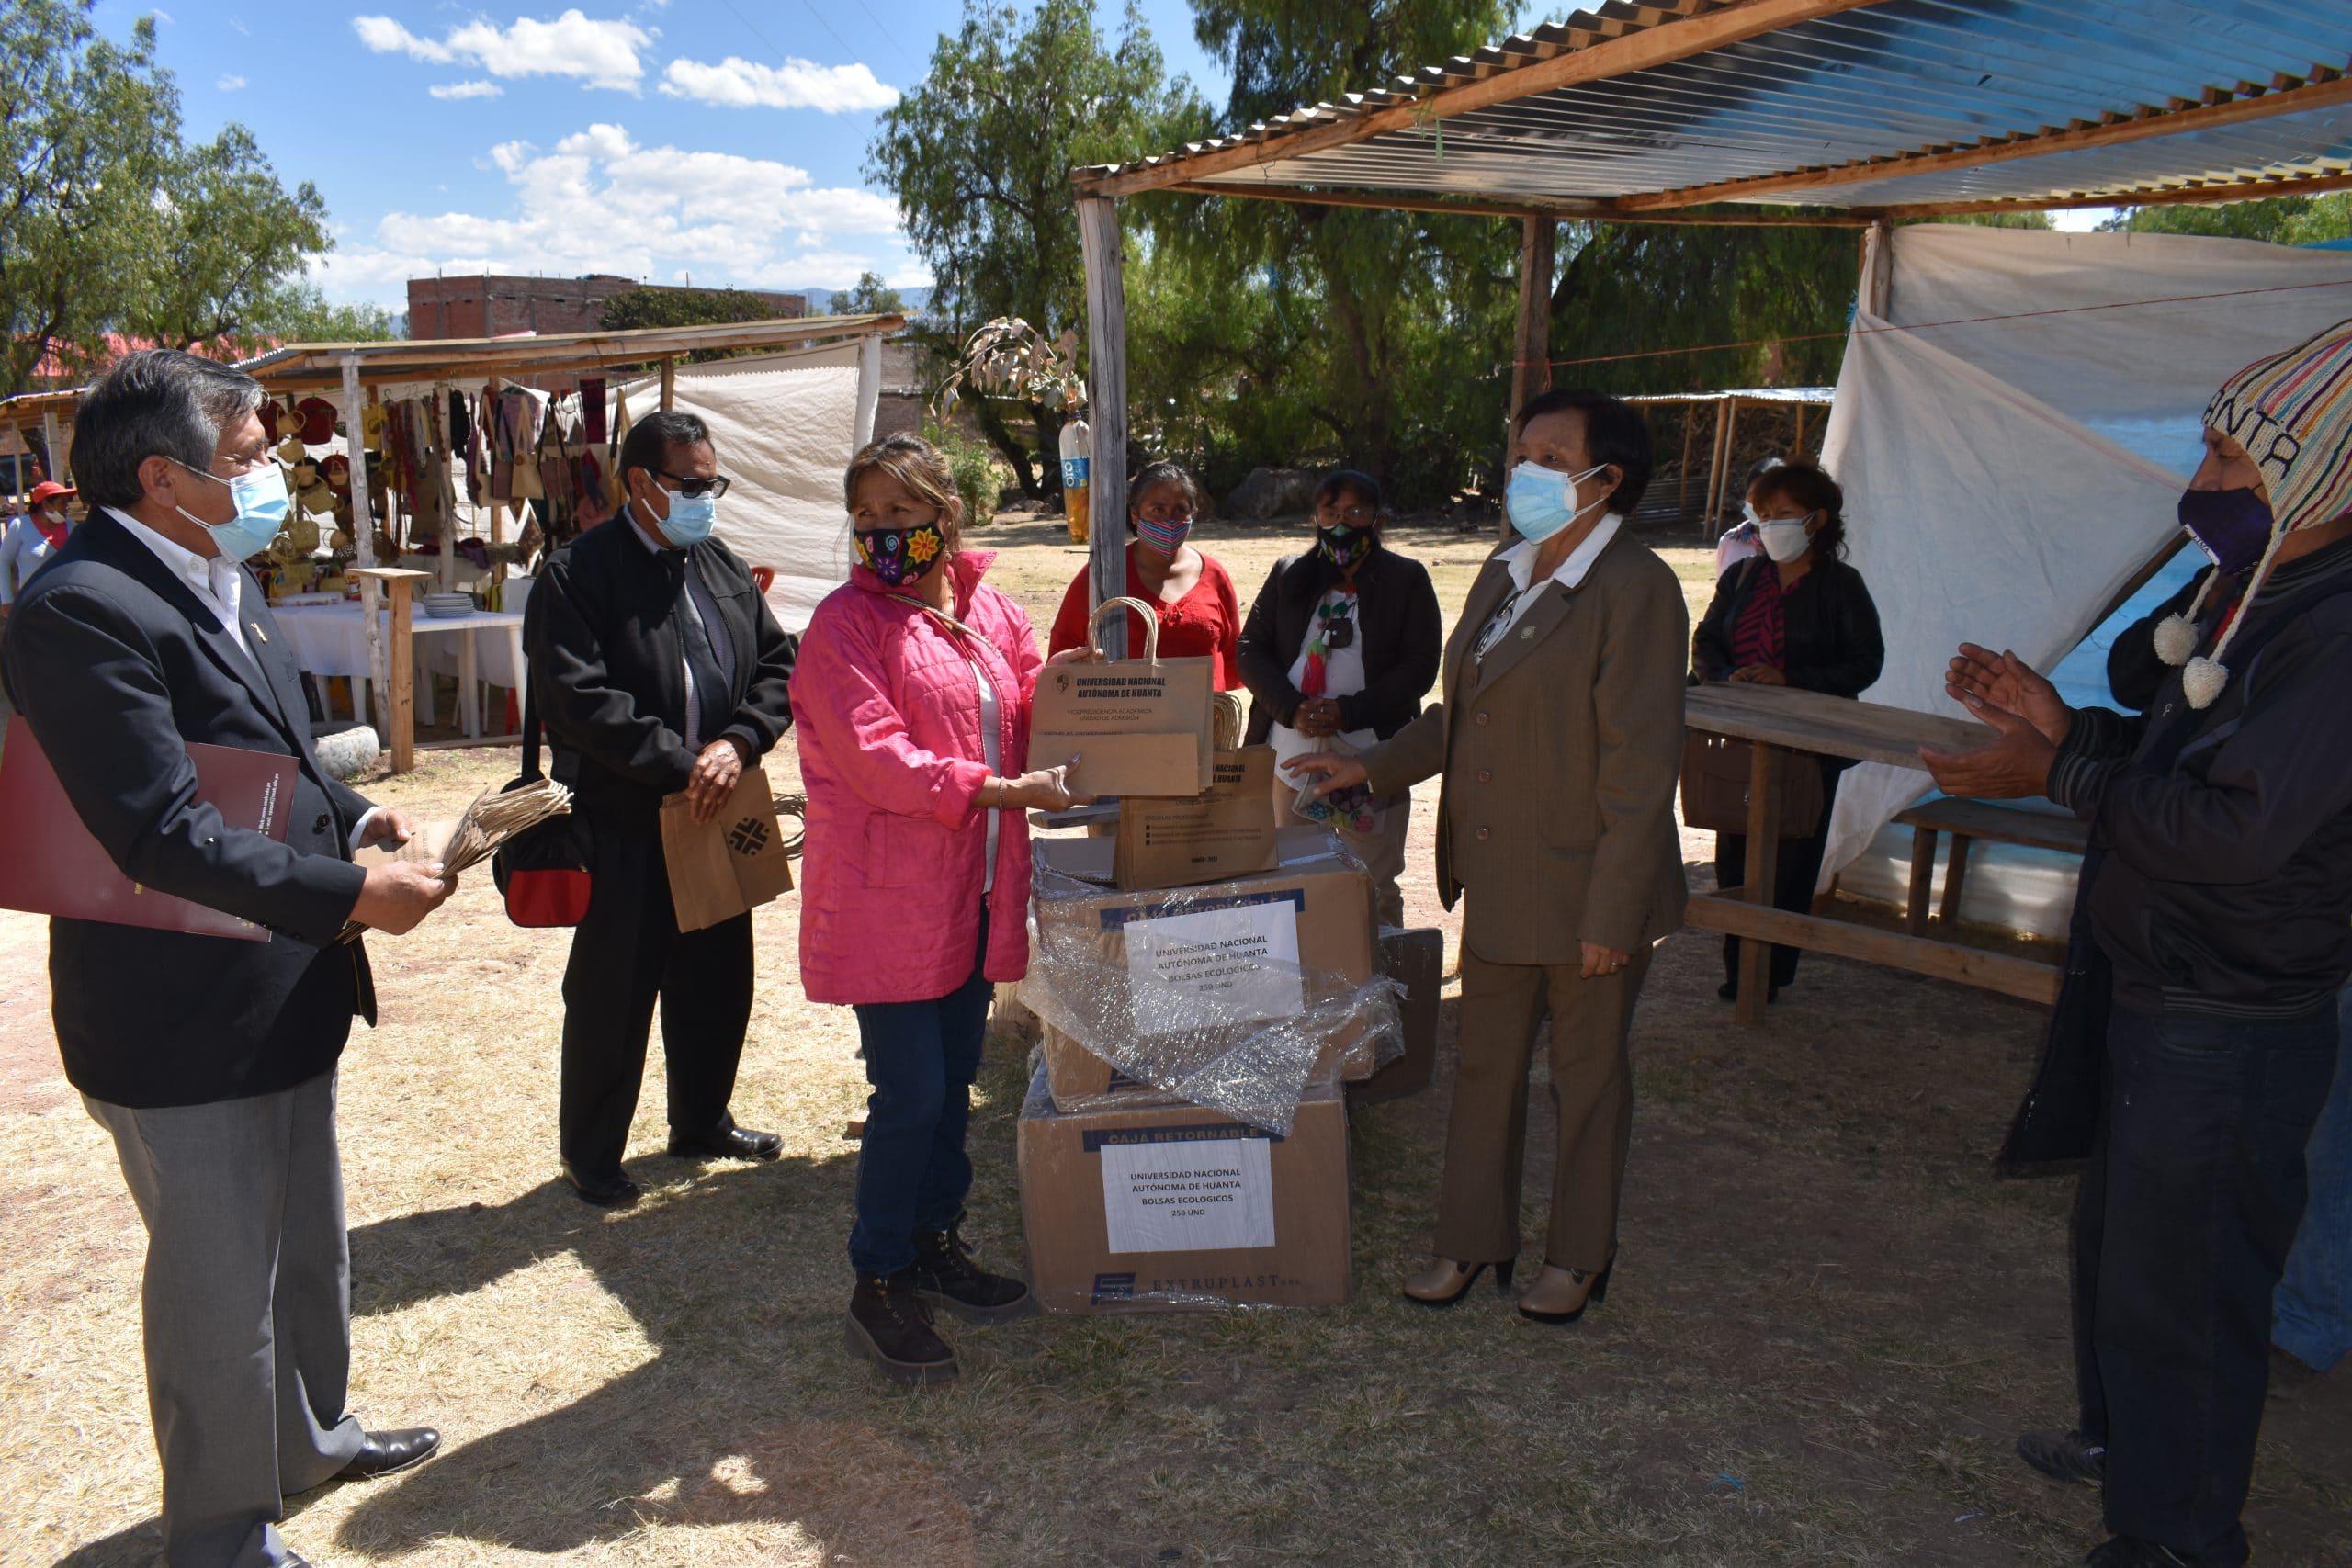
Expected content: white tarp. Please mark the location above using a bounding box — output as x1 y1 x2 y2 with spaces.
1818 226 2352 890
624 341 868 635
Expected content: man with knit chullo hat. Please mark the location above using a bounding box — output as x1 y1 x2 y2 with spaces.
1921 317 2352 1568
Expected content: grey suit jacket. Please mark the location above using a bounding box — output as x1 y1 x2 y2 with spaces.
1363 525 1689 966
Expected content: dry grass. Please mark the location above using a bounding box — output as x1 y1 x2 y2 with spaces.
3 516 2347 1567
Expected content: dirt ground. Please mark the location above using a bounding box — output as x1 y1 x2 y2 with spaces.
3 516 2346 1567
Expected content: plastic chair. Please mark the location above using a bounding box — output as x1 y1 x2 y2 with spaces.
749 566 775 594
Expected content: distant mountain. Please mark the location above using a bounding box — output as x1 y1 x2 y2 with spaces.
793 285 933 318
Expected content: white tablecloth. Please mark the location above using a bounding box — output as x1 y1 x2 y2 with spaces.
272 603 526 738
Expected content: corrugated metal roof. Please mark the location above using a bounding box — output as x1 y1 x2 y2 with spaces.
1078 0 2352 217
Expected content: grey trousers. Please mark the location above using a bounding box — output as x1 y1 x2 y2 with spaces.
85 1069 366 1568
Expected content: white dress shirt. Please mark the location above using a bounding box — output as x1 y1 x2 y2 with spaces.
0 513 54 604
1471 512 1623 662
107 505 382 852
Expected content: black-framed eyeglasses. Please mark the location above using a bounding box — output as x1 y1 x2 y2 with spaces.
662 472 732 499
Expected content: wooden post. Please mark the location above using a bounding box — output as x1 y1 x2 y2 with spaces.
1078 196 1130 655
659 357 677 412
1678 404 1697 524
1905 823 1938 935
1703 398 1731 534
1861 220 1894 320
1510 216 1555 423
352 568 429 773
1718 398 1744 532
1735 741 1784 1026
342 355 389 741
854 332 883 449
40 409 64 493
1792 403 1807 459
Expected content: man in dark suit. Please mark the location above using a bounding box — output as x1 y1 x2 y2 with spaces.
526 409 797 1206
2 350 457 1567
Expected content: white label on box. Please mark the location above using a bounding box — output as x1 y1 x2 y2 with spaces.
1120 898 1303 1033
1098 1134 1275 1253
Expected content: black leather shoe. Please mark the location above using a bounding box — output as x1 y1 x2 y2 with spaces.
911 1217 1035 1323
560 1160 641 1207
2017 1427 2106 1486
339 1427 441 1481
666 1124 783 1161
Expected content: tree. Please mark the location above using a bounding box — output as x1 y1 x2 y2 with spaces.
138 124 330 352
832 271 905 317
868 0 1209 494
597 286 781 333
2101 196 2352 245
250 283 401 344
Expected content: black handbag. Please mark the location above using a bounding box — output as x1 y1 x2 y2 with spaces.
491 690 592 926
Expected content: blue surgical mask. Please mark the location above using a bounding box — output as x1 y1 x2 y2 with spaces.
173 458 289 562
658 490 718 547
1505 461 1607 544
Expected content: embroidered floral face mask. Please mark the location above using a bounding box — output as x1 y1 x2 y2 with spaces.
853 519 944 586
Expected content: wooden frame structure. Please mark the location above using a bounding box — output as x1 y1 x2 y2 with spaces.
1626 387 1835 529
1068 0 2352 1019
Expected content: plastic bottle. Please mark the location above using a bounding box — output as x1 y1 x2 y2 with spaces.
1058 413 1091 545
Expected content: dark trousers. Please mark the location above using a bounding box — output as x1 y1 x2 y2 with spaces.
848 909 993 1276
2074 1002 2340 1565
1714 761 1836 988
559 818 753 1179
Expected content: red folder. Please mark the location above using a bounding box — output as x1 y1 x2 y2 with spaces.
0 715 297 942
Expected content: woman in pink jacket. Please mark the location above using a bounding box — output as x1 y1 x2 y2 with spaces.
790 433 1088 1386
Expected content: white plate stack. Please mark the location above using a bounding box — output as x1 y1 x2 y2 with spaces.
422 591 475 619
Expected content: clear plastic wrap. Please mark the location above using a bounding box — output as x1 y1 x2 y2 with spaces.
1020 829 1404 1135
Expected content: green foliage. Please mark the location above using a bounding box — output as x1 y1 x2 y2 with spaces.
925 421 1002 526
597 287 782 333
867 0 1210 491
2101 196 2352 245
249 284 400 344
832 271 906 317
1 0 332 393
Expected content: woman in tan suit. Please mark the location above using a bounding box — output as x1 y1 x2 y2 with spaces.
1290 388 1688 1323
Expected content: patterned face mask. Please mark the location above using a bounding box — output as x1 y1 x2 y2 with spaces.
853 519 945 586
1317 523 1375 571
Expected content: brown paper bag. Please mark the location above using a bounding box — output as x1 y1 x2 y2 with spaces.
1029 596 1216 799
1113 746 1282 891
659 765 794 932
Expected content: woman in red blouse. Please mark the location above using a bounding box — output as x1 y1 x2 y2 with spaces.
1048 461 1243 689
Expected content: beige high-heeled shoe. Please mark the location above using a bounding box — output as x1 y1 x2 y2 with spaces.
1401 1256 1515 1307
1515 1260 1612 1325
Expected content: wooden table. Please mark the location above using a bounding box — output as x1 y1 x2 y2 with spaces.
1681 682 2065 1024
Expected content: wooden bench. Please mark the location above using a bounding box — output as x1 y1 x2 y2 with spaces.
1892 798 2089 936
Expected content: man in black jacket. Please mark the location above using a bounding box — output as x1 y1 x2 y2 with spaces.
3 350 456 1567
1238 471 1442 926
1924 320 2352 1568
526 410 797 1206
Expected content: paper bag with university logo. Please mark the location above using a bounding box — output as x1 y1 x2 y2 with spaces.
659 765 794 933
1029 596 1216 799
1113 745 1282 891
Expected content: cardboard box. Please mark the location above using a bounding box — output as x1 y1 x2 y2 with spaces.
1112 746 1281 892
1016 1064 1351 1313
1349 928 1444 1108
1024 830 1381 1078
658 765 793 932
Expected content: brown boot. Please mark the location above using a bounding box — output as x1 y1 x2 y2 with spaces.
1401 1256 1514 1307
1515 1260 1611 1324
846 1269 958 1385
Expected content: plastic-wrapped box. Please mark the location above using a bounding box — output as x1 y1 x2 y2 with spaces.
1016 1064 1351 1314
1020 828 1403 1134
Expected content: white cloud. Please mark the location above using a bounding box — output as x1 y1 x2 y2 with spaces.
660 55 898 113
351 9 651 92
429 79 505 100
325 121 912 300
216 73 247 92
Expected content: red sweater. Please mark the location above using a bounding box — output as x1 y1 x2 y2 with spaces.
1047 543 1244 690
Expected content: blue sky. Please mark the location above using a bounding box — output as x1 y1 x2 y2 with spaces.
122 1 1231 310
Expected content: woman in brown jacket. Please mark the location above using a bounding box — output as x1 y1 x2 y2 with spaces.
1290 389 1688 1324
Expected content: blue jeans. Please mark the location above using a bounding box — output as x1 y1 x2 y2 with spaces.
2273 984 2352 1372
847 909 994 1277
2073 1002 2339 1565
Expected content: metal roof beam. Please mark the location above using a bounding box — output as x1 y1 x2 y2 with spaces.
1073 0 1894 198
1159 179 1875 225
1611 67 2352 210
1860 164 2352 219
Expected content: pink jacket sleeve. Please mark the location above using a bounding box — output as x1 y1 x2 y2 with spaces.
794 607 989 830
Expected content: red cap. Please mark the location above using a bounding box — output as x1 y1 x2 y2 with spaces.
29 480 74 504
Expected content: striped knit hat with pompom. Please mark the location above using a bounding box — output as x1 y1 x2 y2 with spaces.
2157 316 2352 708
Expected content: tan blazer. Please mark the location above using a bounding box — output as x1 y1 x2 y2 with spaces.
1363 525 1689 967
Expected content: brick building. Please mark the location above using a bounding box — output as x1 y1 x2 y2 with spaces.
405 275 806 339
